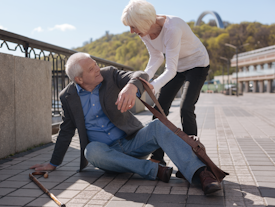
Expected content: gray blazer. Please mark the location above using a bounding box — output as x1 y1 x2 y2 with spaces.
50 66 149 171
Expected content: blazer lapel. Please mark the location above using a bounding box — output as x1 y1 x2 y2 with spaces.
65 83 86 135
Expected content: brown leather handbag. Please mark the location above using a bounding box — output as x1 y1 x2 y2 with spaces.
138 77 229 182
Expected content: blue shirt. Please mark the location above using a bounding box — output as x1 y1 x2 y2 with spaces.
76 83 126 145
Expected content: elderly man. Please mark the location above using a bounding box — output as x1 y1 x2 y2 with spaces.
31 52 221 195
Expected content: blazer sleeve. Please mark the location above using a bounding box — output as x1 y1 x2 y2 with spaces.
111 67 149 94
50 93 76 166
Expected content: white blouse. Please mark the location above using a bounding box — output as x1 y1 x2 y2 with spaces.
141 15 209 93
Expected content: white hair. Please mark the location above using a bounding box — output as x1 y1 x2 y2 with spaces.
65 52 91 83
121 0 156 34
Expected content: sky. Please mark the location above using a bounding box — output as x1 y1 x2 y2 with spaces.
0 0 275 56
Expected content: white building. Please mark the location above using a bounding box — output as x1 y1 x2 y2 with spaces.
231 45 275 93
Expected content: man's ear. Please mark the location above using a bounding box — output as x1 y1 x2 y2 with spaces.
74 76 82 84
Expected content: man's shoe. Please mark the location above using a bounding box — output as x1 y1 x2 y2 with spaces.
157 164 173 183
199 168 221 195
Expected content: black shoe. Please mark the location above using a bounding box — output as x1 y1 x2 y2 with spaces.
157 164 173 183
176 171 186 180
199 168 221 195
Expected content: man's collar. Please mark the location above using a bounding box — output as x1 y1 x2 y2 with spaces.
76 83 101 94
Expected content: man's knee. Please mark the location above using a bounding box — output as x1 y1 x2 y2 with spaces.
84 142 108 164
151 119 163 128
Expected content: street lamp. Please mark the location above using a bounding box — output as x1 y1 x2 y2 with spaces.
225 43 249 97
220 56 230 94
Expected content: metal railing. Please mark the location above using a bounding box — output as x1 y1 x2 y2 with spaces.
0 29 134 116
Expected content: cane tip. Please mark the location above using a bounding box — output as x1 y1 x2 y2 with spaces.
61 204 66 207
43 172 49 178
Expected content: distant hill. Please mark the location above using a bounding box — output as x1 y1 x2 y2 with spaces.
76 21 275 78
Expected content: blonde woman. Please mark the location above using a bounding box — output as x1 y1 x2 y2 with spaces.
122 0 210 166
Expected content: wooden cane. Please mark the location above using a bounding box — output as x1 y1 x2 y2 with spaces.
29 172 66 207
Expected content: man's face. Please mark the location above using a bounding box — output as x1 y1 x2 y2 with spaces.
77 57 103 89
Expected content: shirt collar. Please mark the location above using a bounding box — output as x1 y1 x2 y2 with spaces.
76 83 101 95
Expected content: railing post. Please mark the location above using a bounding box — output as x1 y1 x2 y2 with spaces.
24 42 29 58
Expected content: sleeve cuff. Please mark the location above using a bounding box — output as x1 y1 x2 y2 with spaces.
136 89 141 98
50 162 58 167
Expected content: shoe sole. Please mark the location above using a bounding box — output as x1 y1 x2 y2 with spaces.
204 184 221 195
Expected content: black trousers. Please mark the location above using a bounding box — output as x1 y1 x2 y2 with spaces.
151 65 210 161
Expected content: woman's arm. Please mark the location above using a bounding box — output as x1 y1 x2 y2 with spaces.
142 38 164 80
150 27 182 93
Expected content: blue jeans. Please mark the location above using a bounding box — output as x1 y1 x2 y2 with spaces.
84 119 205 183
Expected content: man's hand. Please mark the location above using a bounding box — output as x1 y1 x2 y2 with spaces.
115 83 137 113
30 163 56 171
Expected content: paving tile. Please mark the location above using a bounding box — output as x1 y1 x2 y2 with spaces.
26 197 69 207
113 193 150 203
135 186 154 194
63 176 98 183
22 181 60 190
63 203 85 207
186 195 224 205
146 204 185 207
186 205 223 207
69 198 90 204
0 180 29 188
0 196 35 206
258 187 275 198
153 186 171 194
170 186 188 195
40 189 81 198
85 199 108 205
92 191 113 200
0 174 13 181
147 194 186 204
8 188 44 197
6 174 33 182
74 190 97 199
106 201 144 207
0 188 16 196
53 182 90 190
264 197 275 206
250 166 275 171
258 182 275 188
0 169 24 175
118 185 138 193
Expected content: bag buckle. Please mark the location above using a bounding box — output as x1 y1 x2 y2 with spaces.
193 142 205 152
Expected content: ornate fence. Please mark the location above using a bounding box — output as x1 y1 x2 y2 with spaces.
0 29 134 116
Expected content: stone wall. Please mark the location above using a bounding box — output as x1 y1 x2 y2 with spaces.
0 53 52 159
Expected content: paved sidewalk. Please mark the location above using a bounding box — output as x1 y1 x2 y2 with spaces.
0 93 275 207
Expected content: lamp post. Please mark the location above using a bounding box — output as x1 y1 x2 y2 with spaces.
225 43 249 97
220 56 230 93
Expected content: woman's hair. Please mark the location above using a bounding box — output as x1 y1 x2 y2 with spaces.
65 52 90 83
121 0 156 34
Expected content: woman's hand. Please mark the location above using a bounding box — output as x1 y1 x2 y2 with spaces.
30 163 56 171
115 83 138 113
139 78 155 94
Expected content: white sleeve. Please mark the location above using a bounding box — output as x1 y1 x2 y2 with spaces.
150 27 182 93
142 38 164 80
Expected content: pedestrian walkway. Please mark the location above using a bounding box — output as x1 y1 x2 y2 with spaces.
0 93 275 207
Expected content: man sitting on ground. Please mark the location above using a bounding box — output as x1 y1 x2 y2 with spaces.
31 52 221 195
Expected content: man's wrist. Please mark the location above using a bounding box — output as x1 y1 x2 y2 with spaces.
128 83 138 93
